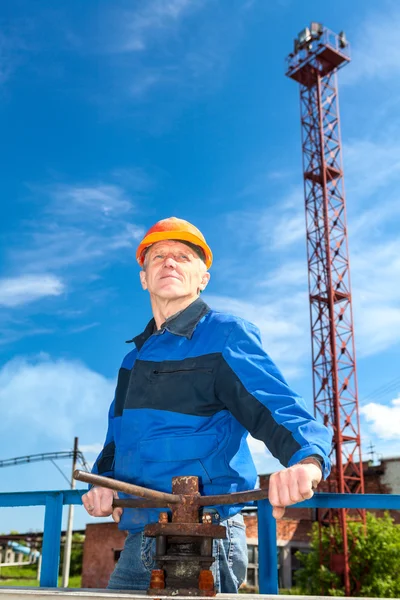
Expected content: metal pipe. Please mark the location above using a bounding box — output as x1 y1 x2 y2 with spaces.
73 470 181 504
196 487 269 506
113 498 172 509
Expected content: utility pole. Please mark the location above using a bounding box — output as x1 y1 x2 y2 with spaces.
61 437 79 588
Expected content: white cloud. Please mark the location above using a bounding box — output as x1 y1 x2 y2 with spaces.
79 443 104 455
227 185 306 254
69 322 99 334
222 127 400 366
0 356 115 451
205 293 310 381
15 222 143 273
360 397 400 440
254 230 400 362
92 0 247 110
237 172 281 199
344 138 400 202
110 168 153 190
341 7 400 85
258 261 307 290
0 33 16 85
0 325 54 346
50 184 134 218
0 28 30 86
270 212 304 250
11 182 145 274
0 275 64 307
113 0 197 53
351 239 400 356
130 73 164 97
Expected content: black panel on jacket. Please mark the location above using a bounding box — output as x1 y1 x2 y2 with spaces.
97 441 115 474
215 357 302 467
122 353 225 416
114 367 131 417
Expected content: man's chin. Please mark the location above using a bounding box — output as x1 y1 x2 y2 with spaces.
154 286 187 299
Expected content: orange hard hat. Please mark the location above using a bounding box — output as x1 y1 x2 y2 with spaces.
136 216 213 269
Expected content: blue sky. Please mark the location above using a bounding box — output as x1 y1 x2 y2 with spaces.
1 0 400 534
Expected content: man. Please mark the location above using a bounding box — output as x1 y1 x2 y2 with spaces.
82 216 332 593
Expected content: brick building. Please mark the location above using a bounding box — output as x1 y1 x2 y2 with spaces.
82 523 127 588
81 457 400 590
258 456 400 589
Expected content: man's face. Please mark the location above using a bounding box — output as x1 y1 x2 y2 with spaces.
139 240 210 300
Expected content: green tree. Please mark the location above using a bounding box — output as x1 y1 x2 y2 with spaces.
295 512 400 597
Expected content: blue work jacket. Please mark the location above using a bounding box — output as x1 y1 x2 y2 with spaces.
93 297 332 532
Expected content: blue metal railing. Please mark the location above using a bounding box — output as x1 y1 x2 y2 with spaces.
1 490 399 592
257 493 400 594
0 489 85 587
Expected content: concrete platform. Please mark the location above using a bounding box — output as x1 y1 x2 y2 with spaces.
0 589 391 600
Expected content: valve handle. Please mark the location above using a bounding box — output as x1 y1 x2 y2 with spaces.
74 470 318 509
73 470 181 504
74 470 271 508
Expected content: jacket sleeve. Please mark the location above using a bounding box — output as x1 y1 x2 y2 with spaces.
91 399 116 479
215 319 332 479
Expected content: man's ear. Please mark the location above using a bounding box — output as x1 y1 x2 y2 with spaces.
139 270 148 290
200 272 210 292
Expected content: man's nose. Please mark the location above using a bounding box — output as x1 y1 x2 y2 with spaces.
164 254 177 267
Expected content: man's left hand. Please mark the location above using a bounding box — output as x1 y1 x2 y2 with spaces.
268 461 322 519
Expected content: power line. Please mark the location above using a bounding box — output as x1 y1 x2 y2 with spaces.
360 375 400 405
0 451 78 468
362 376 400 402
77 452 91 472
50 459 71 486
0 448 91 483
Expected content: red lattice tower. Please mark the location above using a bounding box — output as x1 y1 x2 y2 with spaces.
285 24 365 595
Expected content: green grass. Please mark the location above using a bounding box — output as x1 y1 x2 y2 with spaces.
0 575 82 588
0 566 37 579
0 566 81 588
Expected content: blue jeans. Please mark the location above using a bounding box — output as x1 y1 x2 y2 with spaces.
108 513 248 593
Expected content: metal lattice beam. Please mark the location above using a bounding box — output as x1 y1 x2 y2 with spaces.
286 25 365 595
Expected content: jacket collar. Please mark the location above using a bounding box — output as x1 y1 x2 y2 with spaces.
130 297 210 351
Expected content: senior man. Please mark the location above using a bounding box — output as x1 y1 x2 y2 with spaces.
82 216 332 593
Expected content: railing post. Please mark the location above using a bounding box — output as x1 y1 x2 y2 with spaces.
40 492 64 587
257 499 278 594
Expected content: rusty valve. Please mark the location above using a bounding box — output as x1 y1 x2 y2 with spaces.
74 469 271 597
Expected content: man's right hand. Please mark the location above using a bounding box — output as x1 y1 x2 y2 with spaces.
82 486 123 523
